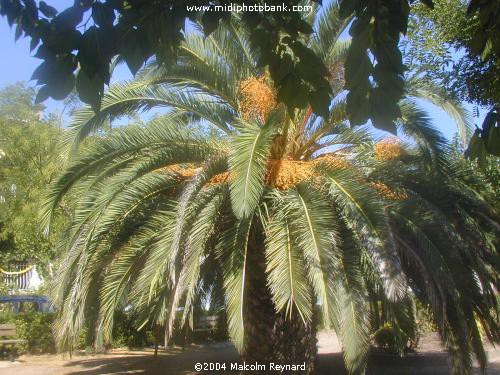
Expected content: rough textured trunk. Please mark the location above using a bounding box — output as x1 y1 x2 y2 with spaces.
241 226 317 374
273 309 318 374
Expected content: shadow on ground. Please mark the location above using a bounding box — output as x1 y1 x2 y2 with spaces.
319 351 500 375
56 346 500 375
1 333 498 375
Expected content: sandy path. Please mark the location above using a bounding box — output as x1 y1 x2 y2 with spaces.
0 332 498 374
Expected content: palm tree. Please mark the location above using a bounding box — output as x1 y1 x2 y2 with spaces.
43 4 498 374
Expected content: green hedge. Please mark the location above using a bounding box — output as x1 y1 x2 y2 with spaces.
0 310 228 354
111 310 155 349
0 312 56 354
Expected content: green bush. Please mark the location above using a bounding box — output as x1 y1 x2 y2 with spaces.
373 322 418 355
0 312 56 354
3 309 233 353
415 301 438 334
111 310 155 349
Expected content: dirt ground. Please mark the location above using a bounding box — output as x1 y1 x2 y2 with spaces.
0 332 498 374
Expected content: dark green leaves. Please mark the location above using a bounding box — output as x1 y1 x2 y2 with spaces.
33 54 77 103
345 20 371 126
39 1 57 18
420 0 434 9
201 11 222 37
266 36 332 116
1 0 330 116
465 111 500 167
76 70 104 112
340 0 411 132
309 88 331 118
52 6 83 31
91 2 115 28
467 0 500 60
339 0 362 19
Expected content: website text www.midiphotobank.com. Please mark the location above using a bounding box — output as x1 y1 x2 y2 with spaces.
186 3 314 14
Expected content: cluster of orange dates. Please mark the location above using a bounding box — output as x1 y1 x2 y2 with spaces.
374 138 407 161
238 75 278 122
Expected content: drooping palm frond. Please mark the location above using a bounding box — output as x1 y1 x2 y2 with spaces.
216 216 252 350
167 188 226 338
398 101 450 171
406 77 473 145
229 115 280 218
96 208 176 346
283 184 338 327
42 117 218 229
263 191 313 323
332 218 370 374
64 83 234 151
383 165 500 371
319 164 407 301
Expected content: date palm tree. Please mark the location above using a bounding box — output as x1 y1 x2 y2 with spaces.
43 4 498 374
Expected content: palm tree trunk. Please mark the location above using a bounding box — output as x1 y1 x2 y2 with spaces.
241 227 317 374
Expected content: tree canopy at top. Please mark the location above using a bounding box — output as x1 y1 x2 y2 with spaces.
0 0 498 134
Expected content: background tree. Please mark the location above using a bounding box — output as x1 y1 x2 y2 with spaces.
405 0 499 108
0 83 66 274
403 0 500 165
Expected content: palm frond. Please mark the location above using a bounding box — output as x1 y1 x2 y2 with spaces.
311 2 351 61
283 184 338 326
167 189 226 338
399 101 450 172
263 193 313 322
64 82 234 150
406 77 473 145
319 164 407 300
332 219 370 374
229 116 280 218
216 217 253 351
42 120 215 230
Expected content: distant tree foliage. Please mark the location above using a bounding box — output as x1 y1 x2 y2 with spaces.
404 0 500 164
0 83 66 271
406 0 499 107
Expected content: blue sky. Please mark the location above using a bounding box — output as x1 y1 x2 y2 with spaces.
0 0 484 141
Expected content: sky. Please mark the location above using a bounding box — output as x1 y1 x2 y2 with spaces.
0 0 485 142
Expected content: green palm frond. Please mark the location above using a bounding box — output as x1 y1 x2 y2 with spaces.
264 193 313 322
64 82 234 151
216 217 252 351
319 164 407 301
168 157 228 279
399 101 450 171
406 77 473 145
332 219 370 374
42 120 215 229
311 2 351 61
284 184 338 326
167 189 226 338
229 116 280 218
97 209 175 345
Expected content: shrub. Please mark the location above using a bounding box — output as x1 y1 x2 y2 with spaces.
373 323 418 355
0 312 56 354
111 310 155 349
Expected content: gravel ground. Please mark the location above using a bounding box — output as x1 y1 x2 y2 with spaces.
0 332 498 374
